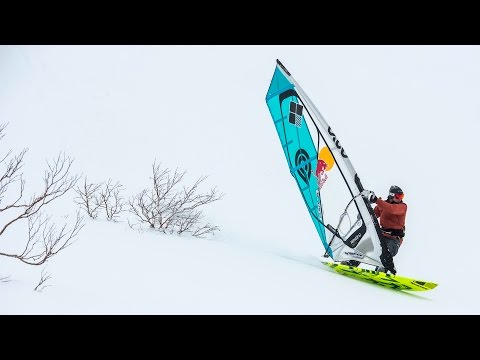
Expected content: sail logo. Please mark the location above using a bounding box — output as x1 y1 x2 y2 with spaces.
316 159 329 190
351 233 362 243
344 251 363 259
295 149 311 184
314 146 335 190
327 127 348 158
288 102 303 128
345 225 365 248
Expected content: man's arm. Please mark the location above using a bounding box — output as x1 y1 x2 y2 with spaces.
375 199 407 215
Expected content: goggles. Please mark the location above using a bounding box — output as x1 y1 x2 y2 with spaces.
390 192 404 200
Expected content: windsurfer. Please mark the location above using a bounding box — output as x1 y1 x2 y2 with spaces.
367 185 407 273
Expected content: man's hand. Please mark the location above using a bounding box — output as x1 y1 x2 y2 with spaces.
361 190 378 203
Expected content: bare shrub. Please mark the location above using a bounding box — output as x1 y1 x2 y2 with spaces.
129 161 223 237
98 179 125 221
75 178 125 221
74 177 102 219
0 123 84 265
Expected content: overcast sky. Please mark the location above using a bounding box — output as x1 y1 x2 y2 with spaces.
1 45 479 314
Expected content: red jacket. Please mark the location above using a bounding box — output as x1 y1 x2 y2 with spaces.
373 198 407 231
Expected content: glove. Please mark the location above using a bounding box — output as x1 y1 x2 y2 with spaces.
368 192 377 203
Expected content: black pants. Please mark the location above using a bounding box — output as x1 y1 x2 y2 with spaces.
383 236 401 257
381 228 403 257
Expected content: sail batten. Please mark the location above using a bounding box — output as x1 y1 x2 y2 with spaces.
265 59 384 268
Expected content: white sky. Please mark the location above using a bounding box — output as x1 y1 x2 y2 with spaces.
0 45 479 314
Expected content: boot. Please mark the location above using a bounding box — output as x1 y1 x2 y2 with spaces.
341 260 360 267
380 247 396 275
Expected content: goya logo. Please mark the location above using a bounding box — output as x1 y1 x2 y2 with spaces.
344 251 364 259
288 102 303 128
328 127 348 158
295 149 311 184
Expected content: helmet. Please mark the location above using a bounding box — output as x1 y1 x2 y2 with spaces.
389 185 403 195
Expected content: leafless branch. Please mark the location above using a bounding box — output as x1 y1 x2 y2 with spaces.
0 124 85 266
192 223 220 238
127 218 145 233
74 177 103 219
129 162 185 230
0 274 12 282
0 152 81 237
34 266 52 292
0 123 7 142
0 209 85 265
0 147 27 210
129 161 224 237
97 179 124 221
129 189 156 228
175 210 202 234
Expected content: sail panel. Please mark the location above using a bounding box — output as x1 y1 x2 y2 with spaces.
266 60 384 268
266 67 329 256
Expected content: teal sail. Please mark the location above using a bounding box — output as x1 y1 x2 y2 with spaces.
265 59 385 268
265 65 329 257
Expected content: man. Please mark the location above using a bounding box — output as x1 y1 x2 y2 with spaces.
341 185 407 274
368 185 407 273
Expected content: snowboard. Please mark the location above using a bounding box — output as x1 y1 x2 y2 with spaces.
322 262 438 291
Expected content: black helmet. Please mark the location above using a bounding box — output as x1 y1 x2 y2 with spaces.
389 185 403 195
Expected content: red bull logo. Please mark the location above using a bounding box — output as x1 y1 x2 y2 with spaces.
316 159 328 177
314 146 335 190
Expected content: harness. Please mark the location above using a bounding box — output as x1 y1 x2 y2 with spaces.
380 228 405 245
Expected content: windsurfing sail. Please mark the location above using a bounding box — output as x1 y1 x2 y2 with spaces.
265 59 387 269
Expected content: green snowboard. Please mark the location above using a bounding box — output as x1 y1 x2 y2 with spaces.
322 262 438 291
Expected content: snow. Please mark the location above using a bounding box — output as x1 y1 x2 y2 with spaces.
0 45 479 314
